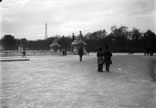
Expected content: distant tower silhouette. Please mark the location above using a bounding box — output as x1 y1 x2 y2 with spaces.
45 23 48 39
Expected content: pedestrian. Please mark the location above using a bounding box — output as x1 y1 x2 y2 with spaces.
64 50 67 55
64 49 67 56
22 50 26 58
104 46 112 72
62 49 66 56
87 49 90 55
62 49 64 55
78 47 83 62
97 48 104 72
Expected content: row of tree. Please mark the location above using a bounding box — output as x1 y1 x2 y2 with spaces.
1 25 156 52
0 35 73 51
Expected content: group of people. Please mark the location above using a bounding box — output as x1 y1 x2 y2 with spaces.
78 45 112 72
62 49 67 56
97 46 112 72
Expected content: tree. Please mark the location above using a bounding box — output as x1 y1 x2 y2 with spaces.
59 36 66 50
110 25 128 52
131 28 141 52
1 35 17 50
20 38 28 50
144 30 156 52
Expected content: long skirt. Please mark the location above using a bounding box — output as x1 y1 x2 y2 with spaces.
98 64 103 72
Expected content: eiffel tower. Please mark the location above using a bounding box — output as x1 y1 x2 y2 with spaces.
45 23 48 39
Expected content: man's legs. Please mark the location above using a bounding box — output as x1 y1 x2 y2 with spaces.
100 64 103 72
106 63 110 72
79 55 82 62
98 64 102 72
98 64 100 71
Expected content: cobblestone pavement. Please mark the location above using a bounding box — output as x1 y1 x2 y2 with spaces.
0 54 156 108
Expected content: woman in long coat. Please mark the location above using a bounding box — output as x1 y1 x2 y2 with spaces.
97 48 104 72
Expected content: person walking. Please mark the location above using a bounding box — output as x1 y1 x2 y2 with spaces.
78 47 83 62
104 46 112 72
62 49 67 56
97 48 104 72
22 50 26 58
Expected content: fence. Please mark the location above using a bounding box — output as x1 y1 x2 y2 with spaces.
0 50 74 57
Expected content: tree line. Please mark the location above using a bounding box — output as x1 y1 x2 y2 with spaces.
1 25 156 53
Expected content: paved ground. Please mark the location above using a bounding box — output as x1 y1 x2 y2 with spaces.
0 54 156 108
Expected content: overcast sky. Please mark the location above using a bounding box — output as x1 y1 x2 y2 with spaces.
0 0 155 40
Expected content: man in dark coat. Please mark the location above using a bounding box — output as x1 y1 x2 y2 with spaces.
78 47 83 62
104 46 112 72
22 50 26 58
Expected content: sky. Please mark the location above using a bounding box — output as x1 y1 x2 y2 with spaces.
0 0 155 40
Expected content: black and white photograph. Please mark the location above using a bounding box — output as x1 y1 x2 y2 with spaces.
0 0 156 108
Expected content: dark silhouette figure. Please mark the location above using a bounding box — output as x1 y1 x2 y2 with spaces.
97 48 104 72
87 51 90 55
78 48 83 62
104 46 112 72
62 49 67 56
144 48 153 56
22 50 26 58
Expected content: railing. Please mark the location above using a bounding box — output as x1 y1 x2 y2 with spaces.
0 50 75 56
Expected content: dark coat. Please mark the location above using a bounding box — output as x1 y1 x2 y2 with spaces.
104 50 112 64
78 49 83 56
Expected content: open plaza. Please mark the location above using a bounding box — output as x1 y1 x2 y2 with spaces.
0 53 156 108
